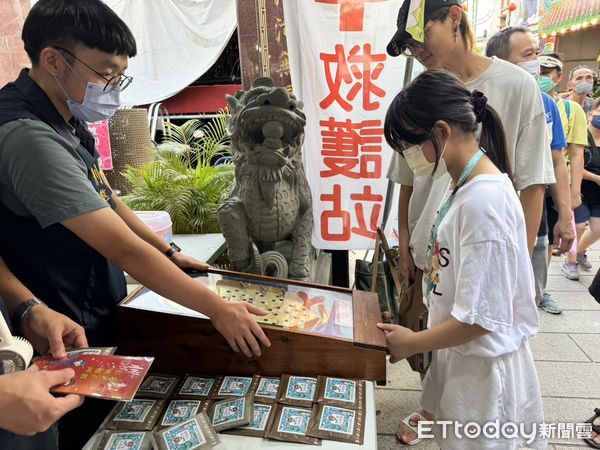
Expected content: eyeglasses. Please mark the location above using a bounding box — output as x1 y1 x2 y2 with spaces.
56 47 133 93
400 23 435 57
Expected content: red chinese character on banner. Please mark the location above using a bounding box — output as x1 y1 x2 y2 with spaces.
320 184 351 241
351 186 383 238
320 117 383 179
320 44 386 112
315 0 387 32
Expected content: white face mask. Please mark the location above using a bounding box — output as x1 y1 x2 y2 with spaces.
54 53 121 123
403 142 448 179
517 59 541 79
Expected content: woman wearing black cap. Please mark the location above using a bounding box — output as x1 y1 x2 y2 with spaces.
385 0 552 445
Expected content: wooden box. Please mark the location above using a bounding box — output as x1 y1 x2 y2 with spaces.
118 269 386 383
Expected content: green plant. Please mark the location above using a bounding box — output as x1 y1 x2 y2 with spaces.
122 114 234 234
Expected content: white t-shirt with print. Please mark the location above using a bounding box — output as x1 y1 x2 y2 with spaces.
424 174 539 358
387 57 555 270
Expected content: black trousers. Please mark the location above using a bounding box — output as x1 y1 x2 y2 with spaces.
0 430 56 450
58 398 114 450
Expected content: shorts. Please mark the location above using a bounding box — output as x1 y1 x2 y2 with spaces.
573 200 600 224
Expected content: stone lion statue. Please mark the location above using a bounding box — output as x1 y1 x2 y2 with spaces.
218 77 314 280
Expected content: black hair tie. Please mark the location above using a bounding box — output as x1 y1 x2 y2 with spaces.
471 90 488 123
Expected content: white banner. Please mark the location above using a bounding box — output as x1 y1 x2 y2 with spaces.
283 0 406 250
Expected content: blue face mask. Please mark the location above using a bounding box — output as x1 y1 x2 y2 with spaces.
592 115 600 130
54 53 121 123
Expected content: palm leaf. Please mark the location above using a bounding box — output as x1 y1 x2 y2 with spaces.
122 113 235 234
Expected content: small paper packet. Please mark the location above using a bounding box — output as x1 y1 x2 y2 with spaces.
104 399 166 431
92 430 152 450
173 375 222 400
277 374 318 407
212 375 254 399
222 402 275 438
158 399 212 429
208 392 254 432
307 403 365 444
135 374 180 399
252 376 280 403
152 412 221 450
266 404 321 446
315 376 365 408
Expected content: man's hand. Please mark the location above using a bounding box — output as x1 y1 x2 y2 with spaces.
553 215 575 255
169 252 210 272
377 323 417 363
210 302 271 358
0 366 83 435
21 305 88 359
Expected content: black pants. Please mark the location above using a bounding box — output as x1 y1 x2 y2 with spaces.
0 430 56 450
58 398 114 450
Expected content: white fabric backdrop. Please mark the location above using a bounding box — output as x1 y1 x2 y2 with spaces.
29 0 236 106
283 0 406 250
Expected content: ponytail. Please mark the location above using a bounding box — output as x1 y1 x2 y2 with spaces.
384 70 512 181
478 104 512 181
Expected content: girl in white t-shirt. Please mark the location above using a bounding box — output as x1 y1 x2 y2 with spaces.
379 69 545 450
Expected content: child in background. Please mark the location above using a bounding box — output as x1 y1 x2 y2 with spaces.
379 69 545 450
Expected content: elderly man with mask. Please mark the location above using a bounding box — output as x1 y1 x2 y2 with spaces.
485 27 573 314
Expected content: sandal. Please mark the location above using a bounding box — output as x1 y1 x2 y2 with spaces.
396 411 430 445
583 408 600 449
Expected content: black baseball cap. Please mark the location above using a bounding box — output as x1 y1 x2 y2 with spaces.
387 0 463 57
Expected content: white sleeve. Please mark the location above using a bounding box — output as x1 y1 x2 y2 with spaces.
386 151 414 186
451 239 517 335
513 76 556 191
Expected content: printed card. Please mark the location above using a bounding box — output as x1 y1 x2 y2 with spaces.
152 412 220 450
34 354 153 401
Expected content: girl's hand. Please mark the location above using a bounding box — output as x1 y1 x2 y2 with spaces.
377 323 418 363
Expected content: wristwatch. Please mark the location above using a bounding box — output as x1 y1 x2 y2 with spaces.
12 297 45 334
164 242 181 258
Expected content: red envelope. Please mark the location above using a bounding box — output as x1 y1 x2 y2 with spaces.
34 354 154 401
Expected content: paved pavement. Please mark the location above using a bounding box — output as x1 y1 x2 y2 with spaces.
372 247 600 449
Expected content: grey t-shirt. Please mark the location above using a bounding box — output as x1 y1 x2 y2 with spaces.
0 118 108 228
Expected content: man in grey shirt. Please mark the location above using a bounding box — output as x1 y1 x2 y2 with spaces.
0 1 270 448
